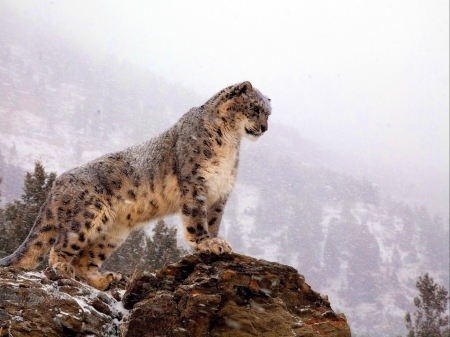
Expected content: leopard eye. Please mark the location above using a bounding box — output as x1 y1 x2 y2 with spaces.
253 106 259 114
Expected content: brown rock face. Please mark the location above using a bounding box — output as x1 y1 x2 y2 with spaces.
0 254 350 336
121 254 351 337
0 268 125 337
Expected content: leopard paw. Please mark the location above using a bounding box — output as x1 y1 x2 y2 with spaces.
196 237 233 255
106 272 122 282
52 262 76 278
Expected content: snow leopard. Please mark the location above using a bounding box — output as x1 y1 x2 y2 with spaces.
0 81 271 290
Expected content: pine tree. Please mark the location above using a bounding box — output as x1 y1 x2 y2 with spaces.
19 161 56 229
405 273 450 337
104 219 188 274
0 161 56 257
143 220 189 270
102 228 147 274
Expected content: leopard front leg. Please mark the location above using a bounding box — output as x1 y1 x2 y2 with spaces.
206 197 227 238
180 182 232 255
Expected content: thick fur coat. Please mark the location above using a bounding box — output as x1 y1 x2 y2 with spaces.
0 81 271 290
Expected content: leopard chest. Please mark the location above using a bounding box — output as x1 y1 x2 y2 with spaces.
202 147 238 203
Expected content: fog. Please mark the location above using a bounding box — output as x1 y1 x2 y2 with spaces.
5 0 449 213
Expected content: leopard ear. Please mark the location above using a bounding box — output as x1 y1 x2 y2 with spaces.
227 81 253 100
236 81 252 95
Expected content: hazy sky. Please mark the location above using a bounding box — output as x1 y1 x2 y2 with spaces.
5 0 450 175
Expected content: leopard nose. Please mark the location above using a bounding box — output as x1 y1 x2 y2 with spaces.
261 125 267 133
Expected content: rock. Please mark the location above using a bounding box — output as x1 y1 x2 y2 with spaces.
0 267 127 337
121 254 351 337
0 254 351 336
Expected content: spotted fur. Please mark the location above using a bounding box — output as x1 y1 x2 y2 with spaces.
0 81 271 290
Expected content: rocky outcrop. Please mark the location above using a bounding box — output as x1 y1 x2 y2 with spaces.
0 254 351 337
121 254 351 337
0 267 126 336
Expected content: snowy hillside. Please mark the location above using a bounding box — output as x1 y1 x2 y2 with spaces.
222 182 448 336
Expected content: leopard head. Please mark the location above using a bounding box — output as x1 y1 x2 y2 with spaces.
216 81 272 141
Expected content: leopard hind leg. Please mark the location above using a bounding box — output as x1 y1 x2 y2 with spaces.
70 222 129 290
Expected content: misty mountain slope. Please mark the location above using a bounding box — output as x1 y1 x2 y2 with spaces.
215 132 449 336
0 150 23 203
0 5 201 177
0 14 198 203
0 9 448 337
221 180 448 335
